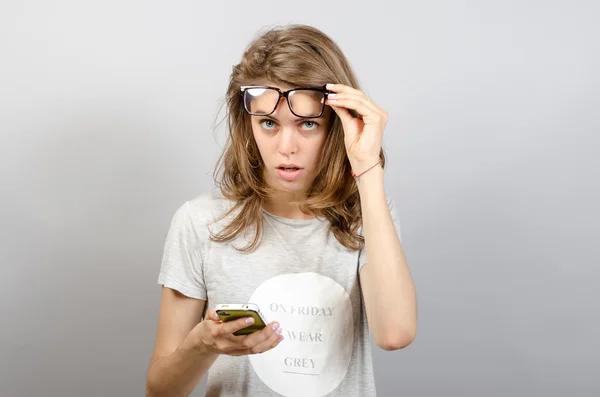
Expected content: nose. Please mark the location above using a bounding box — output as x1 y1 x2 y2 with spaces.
278 125 298 156
273 98 298 156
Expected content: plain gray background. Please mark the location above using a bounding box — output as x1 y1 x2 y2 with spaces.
1 0 598 396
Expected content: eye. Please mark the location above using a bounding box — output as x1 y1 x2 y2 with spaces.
301 121 319 130
259 119 277 130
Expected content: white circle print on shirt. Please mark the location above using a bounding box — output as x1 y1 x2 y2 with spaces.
248 272 354 397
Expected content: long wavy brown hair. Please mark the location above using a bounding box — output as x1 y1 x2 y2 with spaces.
209 24 386 252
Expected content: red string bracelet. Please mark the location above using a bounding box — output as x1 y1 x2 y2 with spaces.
351 159 382 180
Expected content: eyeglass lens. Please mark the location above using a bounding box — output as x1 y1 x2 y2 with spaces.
244 88 325 117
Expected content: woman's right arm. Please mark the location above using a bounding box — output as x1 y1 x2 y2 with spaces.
145 287 214 397
145 287 283 397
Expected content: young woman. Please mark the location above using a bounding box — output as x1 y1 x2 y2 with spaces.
146 24 417 397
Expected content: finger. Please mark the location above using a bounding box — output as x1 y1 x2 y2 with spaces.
326 83 366 98
218 316 257 336
205 308 222 323
234 321 281 352
326 84 381 114
327 97 376 120
328 93 380 114
249 324 284 354
329 103 354 126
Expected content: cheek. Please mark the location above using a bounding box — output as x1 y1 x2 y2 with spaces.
307 136 328 167
252 136 272 159
314 133 328 153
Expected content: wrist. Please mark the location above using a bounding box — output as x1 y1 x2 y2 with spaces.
350 159 383 182
349 157 381 173
355 162 384 185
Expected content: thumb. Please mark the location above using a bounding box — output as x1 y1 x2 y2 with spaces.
205 307 221 322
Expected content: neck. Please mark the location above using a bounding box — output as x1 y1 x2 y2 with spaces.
263 191 315 220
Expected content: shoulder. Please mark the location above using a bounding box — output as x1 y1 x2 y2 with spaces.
187 190 231 216
175 190 238 232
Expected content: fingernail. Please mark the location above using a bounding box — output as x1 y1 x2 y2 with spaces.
326 83 335 88
272 323 280 331
278 335 284 341
246 317 254 325
328 93 337 98
276 327 283 335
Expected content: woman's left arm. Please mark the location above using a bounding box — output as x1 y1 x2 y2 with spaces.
326 83 417 351
356 165 417 350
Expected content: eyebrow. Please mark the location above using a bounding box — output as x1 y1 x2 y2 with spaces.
256 115 324 122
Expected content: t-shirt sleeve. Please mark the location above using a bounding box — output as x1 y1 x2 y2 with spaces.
157 201 207 300
358 197 402 271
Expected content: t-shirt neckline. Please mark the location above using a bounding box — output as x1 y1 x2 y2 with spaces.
262 209 323 226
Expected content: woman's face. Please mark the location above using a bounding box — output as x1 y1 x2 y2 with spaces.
248 83 333 196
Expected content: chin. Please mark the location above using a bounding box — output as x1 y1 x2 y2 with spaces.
277 180 306 191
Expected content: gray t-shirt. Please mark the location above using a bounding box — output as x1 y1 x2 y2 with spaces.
157 191 402 397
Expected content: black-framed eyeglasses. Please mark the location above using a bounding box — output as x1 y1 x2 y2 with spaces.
240 85 330 118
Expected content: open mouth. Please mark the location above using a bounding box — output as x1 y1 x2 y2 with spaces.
276 166 303 181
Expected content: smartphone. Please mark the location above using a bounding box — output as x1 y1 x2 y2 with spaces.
215 303 269 336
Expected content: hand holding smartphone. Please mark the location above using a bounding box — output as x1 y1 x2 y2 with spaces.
215 304 269 336
189 304 283 357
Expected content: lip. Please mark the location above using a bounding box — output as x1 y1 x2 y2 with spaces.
276 168 303 181
277 163 303 169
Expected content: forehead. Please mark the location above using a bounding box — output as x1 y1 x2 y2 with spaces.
250 80 296 91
